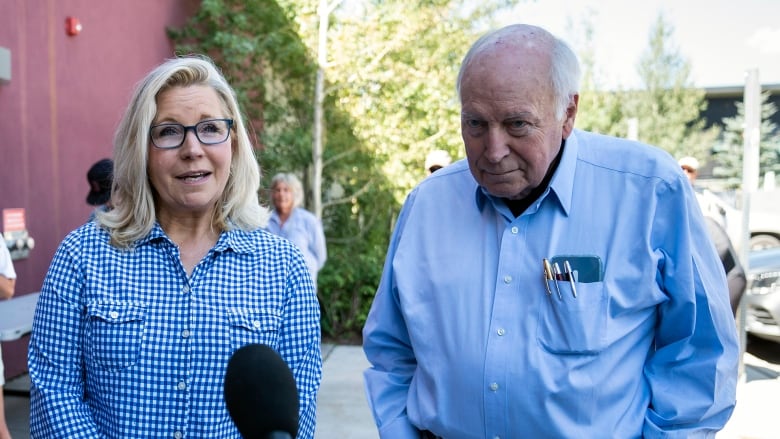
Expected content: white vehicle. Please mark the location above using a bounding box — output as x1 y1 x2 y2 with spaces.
697 189 780 251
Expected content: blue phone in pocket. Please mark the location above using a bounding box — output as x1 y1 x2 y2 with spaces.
550 255 604 283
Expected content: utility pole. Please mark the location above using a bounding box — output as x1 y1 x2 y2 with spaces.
737 68 761 381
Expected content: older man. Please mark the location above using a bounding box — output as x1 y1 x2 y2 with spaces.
363 23 738 438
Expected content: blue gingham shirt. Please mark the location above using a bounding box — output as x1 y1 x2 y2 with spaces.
29 221 322 438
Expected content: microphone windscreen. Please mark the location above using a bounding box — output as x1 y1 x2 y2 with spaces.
224 344 299 438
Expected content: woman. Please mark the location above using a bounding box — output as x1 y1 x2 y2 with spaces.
267 173 327 285
28 56 322 438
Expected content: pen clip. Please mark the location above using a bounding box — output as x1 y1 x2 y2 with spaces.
542 258 553 296
551 262 563 300
564 260 577 298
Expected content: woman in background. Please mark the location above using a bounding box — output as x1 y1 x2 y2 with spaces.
267 173 327 286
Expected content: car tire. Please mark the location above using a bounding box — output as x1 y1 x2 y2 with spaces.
750 234 780 250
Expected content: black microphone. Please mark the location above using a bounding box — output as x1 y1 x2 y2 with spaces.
224 343 300 439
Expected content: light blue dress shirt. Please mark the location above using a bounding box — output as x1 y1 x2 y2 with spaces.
29 221 322 438
363 130 739 438
267 207 327 284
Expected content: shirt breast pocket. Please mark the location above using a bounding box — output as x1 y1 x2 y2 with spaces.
86 302 146 370
536 282 607 355
227 309 282 351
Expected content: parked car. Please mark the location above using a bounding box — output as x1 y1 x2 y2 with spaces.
744 247 780 343
749 209 780 250
697 188 780 252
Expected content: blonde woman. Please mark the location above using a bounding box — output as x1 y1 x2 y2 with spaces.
29 56 321 438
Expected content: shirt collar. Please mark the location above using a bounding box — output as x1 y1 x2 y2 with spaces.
548 130 579 216
135 222 256 254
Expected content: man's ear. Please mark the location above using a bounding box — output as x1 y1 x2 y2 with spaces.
562 94 579 139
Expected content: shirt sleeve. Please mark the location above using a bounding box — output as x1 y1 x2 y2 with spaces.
278 243 323 438
362 195 422 439
310 217 327 272
642 179 739 437
0 244 16 279
29 232 103 438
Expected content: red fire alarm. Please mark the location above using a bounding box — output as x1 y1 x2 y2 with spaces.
65 17 82 36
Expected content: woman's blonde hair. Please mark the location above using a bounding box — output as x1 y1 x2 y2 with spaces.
98 55 269 247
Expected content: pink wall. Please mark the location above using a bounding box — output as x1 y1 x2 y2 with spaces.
0 0 199 378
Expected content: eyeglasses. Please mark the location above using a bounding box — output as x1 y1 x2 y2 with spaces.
149 118 234 149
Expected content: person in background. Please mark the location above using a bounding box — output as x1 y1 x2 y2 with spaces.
679 155 729 227
0 242 16 439
28 56 322 438
85 158 114 221
363 23 738 438
424 150 452 174
680 156 746 314
267 173 327 286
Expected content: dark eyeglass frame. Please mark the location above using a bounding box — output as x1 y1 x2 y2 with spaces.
149 118 234 149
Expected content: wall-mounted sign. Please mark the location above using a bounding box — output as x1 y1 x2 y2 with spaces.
3 208 34 260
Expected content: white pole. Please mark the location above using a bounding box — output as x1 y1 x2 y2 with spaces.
627 118 638 141
737 68 761 381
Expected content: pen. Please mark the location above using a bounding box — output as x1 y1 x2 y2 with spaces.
551 262 563 300
542 258 554 296
564 260 577 298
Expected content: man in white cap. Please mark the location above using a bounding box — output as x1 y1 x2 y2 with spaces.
678 156 728 228
425 150 452 174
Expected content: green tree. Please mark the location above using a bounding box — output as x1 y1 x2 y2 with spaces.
315 1 509 199
712 92 780 188
624 14 719 159
570 13 716 153
565 12 630 137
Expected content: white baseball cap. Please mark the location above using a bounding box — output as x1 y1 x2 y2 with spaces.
425 150 452 171
678 156 699 171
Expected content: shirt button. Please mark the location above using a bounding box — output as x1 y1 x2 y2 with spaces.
493 436 501 439
252 320 262 329
503 275 512 284
497 328 505 336
511 226 518 234
177 381 187 391
173 431 183 439
181 285 190 294
109 311 119 319
181 329 191 338
489 382 499 391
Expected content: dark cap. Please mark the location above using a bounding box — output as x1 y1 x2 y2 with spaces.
86 158 113 206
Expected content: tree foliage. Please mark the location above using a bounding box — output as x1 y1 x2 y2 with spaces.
626 14 719 159
712 92 780 188
576 14 718 160
567 13 630 137
313 0 501 199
